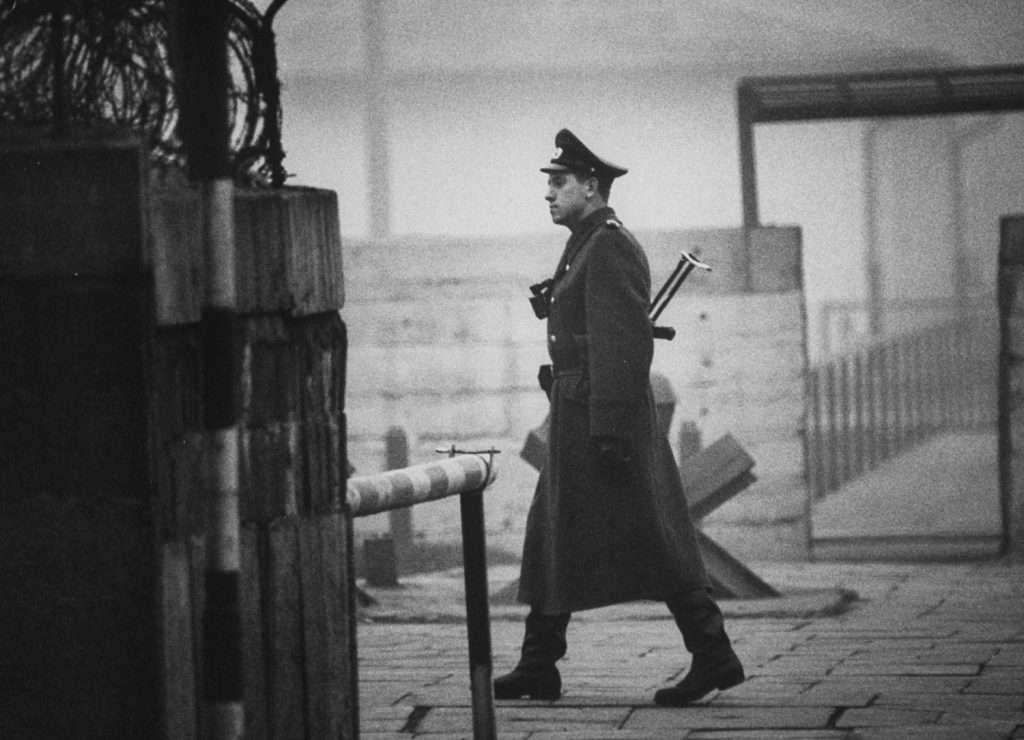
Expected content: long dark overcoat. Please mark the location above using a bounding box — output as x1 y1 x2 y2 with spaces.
518 206 709 614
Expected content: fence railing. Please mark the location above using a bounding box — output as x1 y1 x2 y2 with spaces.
805 314 997 499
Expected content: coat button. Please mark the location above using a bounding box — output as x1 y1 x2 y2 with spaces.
549 335 557 343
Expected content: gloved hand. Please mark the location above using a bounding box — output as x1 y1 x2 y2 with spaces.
594 436 631 470
538 364 553 400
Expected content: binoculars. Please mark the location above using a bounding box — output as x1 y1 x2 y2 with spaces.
529 278 554 319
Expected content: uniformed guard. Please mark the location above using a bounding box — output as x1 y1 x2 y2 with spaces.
495 128 744 706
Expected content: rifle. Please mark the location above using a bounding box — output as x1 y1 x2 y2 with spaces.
650 251 711 340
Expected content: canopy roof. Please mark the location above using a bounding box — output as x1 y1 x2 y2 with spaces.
738 64 1024 123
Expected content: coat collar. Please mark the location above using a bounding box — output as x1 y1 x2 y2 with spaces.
557 206 616 275
569 206 616 240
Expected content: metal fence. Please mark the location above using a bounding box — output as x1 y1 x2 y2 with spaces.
805 311 997 499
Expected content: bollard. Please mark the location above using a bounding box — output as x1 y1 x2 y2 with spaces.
386 426 414 569
677 420 703 461
364 535 399 588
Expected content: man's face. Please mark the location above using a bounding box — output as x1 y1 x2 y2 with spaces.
545 172 592 228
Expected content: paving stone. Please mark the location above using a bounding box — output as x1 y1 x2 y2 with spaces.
834 706 941 727
525 730 685 740
843 646 998 663
854 728 1013 740
623 706 834 731
789 683 876 706
963 674 1024 695
814 675 972 694
936 714 1023 734
686 732 853 740
829 662 980 676
415 706 632 734
990 645 1024 665
874 690 1024 717
360 719 411 733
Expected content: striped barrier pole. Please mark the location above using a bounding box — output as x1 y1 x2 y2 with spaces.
348 449 499 740
347 452 498 517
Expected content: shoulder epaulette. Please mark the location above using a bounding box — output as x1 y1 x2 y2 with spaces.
605 218 622 229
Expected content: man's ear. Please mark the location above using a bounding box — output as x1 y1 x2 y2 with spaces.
584 175 599 198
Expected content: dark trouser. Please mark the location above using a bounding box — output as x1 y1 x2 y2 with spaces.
653 586 744 705
514 608 571 671
516 588 727 669
494 608 571 699
665 587 732 657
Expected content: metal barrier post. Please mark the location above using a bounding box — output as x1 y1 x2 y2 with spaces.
442 446 498 740
348 450 500 739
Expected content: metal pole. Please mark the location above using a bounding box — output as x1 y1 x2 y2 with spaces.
460 489 497 740
386 426 413 566
449 448 497 740
177 0 243 736
364 0 391 240
737 83 759 230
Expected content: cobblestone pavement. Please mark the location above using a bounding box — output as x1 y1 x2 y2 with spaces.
356 560 1024 739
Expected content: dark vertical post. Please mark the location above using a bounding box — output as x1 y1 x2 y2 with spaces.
805 368 824 500
838 356 851 486
364 0 391 240
866 347 879 469
176 0 243 735
453 450 496 739
912 333 922 441
737 83 758 294
863 123 888 338
853 352 865 476
998 214 1024 558
919 331 928 439
879 342 893 461
737 83 759 230
892 340 905 453
49 3 67 136
825 362 839 493
387 426 414 565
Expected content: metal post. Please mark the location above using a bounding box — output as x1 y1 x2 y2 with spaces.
447 448 497 740
386 426 413 565
176 0 243 736
364 0 391 240
737 83 759 230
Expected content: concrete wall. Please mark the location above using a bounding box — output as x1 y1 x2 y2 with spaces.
0 138 161 738
344 226 808 560
0 136 356 738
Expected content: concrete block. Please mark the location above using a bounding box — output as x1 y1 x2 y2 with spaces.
151 186 344 324
749 226 803 292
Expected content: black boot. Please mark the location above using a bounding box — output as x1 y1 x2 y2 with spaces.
654 588 744 707
494 609 570 700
